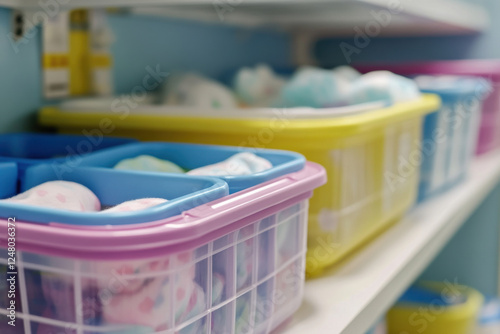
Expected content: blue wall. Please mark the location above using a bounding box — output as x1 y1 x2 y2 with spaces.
0 9 42 133
109 14 292 94
315 0 499 66
0 9 292 133
420 184 500 296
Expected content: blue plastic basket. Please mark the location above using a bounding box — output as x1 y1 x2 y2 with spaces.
0 133 136 181
0 164 228 225
0 163 18 199
416 76 491 202
66 142 306 193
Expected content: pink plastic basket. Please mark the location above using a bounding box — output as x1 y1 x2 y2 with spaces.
0 162 326 334
357 60 500 154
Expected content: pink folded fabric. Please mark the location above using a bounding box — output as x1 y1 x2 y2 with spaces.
3 181 101 212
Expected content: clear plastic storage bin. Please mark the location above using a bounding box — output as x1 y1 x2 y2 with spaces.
0 162 326 334
357 60 499 155
40 95 439 276
414 76 490 202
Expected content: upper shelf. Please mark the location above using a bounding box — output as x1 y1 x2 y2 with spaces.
281 150 500 334
1 0 490 37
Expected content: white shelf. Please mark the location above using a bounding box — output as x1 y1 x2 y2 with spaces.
282 150 500 334
1 0 489 36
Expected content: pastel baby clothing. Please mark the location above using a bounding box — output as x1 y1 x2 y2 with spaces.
94 254 204 330
3 180 168 214
39 273 101 324
187 152 272 176
114 155 184 174
40 253 205 332
349 71 421 105
2 181 101 212
280 66 352 108
333 65 362 82
161 73 238 110
233 64 286 107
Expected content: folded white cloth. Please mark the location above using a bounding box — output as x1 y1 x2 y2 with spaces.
187 152 272 176
161 73 238 109
114 155 184 174
234 64 286 107
349 71 421 105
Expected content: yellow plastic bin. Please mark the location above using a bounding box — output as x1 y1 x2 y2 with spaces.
387 282 484 334
39 95 440 277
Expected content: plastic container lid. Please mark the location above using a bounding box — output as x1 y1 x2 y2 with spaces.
0 162 17 199
414 75 492 98
0 162 326 260
71 142 306 193
357 60 500 81
41 95 440 140
0 133 136 179
397 284 468 307
0 164 228 226
59 98 390 119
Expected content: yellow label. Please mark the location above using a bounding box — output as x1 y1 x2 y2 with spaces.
69 10 91 96
43 54 70 69
91 54 112 68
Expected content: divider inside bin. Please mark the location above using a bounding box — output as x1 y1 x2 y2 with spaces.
0 164 228 226
0 163 17 199
71 142 306 193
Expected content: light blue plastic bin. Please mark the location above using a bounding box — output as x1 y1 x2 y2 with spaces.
0 164 228 226
0 163 17 199
0 133 136 182
67 142 306 194
416 76 491 202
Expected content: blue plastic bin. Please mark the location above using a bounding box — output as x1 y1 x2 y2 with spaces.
66 142 306 193
0 163 18 199
0 133 136 181
0 164 228 225
415 76 491 202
